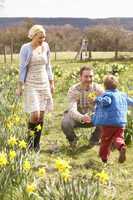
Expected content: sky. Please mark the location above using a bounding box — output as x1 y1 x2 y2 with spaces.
0 0 133 18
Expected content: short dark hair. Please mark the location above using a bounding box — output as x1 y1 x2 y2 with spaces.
80 65 93 76
103 75 119 90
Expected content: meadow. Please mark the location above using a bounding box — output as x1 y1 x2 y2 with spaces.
0 52 133 200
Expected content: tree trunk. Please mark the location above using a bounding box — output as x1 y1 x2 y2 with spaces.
54 43 57 61
115 50 118 60
80 51 83 60
89 50 92 60
4 46 6 65
10 38 13 64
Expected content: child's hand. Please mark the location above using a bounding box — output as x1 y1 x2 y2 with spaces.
82 115 91 124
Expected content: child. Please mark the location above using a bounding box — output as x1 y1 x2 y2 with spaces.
92 75 133 163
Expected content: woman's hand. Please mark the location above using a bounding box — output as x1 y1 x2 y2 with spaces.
16 82 24 97
16 87 23 97
50 80 55 95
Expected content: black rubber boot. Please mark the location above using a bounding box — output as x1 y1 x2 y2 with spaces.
89 127 100 146
27 122 37 150
34 122 43 152
27 121 43 152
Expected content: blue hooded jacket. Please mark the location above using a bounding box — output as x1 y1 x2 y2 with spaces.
93 89 133 127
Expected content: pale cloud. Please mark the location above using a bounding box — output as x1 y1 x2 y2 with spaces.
0 0 5 8
0 0 133 18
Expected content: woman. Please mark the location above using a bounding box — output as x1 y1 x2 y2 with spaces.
16 25 54 152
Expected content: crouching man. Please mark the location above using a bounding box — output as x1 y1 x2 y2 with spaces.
61 65 104 148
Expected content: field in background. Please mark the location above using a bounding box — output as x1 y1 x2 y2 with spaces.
1 51 133 65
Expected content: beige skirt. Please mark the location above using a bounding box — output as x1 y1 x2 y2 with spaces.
24 86 53 113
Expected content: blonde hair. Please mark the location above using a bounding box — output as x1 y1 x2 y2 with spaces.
103 74 119 90
28 25 46 39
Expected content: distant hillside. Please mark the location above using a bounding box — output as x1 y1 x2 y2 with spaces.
1 17 133 30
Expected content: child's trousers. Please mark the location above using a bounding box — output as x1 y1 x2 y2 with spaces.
99 126 125 161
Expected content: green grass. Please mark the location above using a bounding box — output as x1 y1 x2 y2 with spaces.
40 58 133 199
0 54 133 199
39 90 133 200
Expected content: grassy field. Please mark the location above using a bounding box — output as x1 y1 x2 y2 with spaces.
0 54 133 199
1 51 133 65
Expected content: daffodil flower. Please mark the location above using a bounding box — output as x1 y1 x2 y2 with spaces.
7 136 17 147
9 150 16 160
95 170 109 184
23 160 31 171
29 130 35 137
128 90 133 96
6 122 14 130
18 140 27 149
88 92 96 101
26 183 36 193
14 115 20 123
61 169 71 182
37 167 46 177
55 158 71 173
0 152 8 167
36 124 42 132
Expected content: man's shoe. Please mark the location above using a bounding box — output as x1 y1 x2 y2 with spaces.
69 139 77 150
89 140 100 147
118 146 126 163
